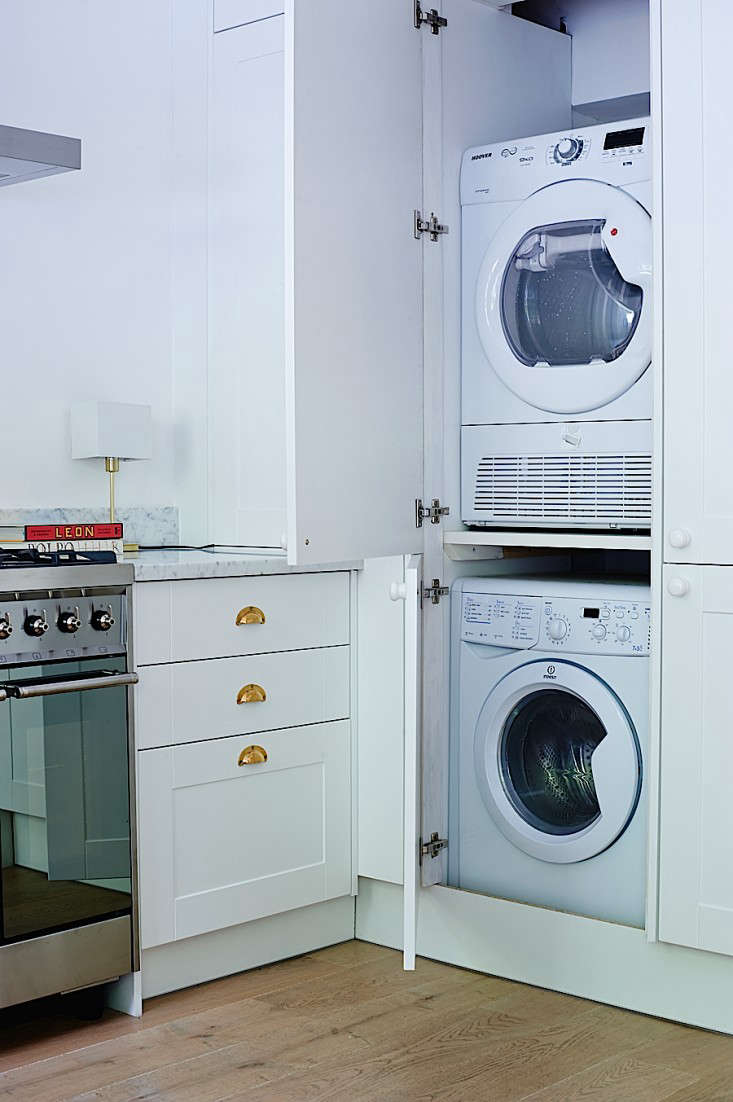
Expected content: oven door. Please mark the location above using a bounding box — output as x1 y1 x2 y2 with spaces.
0 658 137 944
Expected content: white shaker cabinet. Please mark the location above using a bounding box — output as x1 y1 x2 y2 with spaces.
658 566 733 955
135 570 354 954
207 2 424 566
138 720 351 949
662 2 733 565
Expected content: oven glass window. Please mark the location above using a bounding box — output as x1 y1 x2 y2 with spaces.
500 689 605 836
501 218 643 367
0 658 132 944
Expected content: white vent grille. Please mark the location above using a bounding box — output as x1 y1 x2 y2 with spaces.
473 452 652 526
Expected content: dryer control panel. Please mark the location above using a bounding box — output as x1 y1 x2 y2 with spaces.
461 592 651 656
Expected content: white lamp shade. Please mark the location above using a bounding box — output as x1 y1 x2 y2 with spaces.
71 401 152 460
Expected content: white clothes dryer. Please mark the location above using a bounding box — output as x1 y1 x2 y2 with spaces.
461 119 652 529
449 576 650 927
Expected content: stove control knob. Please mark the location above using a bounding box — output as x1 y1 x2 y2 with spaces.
58 610 81 634
548 618 568 641
592 623 607 641
91 609 116 632
0 616 12 640
24 614 49 637
617 625 631 642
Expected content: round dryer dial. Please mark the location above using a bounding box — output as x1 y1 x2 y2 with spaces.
554 137 583 164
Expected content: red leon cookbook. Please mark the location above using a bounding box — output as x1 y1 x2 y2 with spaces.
25 523 123 541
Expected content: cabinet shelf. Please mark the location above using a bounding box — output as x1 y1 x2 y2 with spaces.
444 529 652 558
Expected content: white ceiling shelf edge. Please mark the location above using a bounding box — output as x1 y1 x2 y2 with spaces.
444 529 652 559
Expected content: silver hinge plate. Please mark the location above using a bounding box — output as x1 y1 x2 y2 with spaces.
420 832 448 862
415 497 450 528
423 578 449 605
414 1 447 34
414 209 449 242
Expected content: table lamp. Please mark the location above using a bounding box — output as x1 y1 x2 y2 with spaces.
71 401 152 544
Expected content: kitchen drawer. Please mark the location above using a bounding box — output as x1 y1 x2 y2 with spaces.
136 645 349 749
138 720 351 948
135 571 350 665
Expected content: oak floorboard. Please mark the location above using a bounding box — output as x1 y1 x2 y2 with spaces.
1 941 732 1102
517 1054 698 1101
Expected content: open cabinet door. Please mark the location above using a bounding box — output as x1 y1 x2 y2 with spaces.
285 0 424 566
402 555 422 970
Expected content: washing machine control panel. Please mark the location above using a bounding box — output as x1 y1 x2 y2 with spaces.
461 593 541 648
461 592 651 655
543 597 651 655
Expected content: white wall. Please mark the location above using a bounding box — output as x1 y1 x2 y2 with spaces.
0 2 207 528
563 0 650 106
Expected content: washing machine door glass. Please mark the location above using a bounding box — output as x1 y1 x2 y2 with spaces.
474 659 642 863
501 688 605 835
475 179 652 415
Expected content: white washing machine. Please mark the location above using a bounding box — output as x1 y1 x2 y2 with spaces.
461 118 652 530
449 577 650 927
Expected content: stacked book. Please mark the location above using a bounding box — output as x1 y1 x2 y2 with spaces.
0 523 124 560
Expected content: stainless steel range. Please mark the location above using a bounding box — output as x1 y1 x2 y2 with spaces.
0 551 138 1009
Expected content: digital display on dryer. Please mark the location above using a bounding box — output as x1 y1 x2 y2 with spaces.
583 608 600 619
603 126 645 150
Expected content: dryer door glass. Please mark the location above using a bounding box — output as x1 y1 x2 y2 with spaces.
500 688 605 836
501 219 643 368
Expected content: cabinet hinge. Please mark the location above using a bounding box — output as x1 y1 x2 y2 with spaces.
415 497 450 528
423 578 449 606
414 209 449 242
414 1 447 34
420 832 448 862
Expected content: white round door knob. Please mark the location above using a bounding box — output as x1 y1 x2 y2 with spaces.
668 529 691 550
389 581 407 602
667 577 690 598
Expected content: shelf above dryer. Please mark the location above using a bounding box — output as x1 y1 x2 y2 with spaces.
444 529 652 559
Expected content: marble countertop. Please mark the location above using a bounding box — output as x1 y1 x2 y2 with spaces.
124 548 363 582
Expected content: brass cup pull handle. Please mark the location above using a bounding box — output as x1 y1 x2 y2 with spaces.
236 606 266 626
238 745 268 766
237 683 267 705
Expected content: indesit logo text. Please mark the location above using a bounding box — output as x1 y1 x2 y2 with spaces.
543 664 557 681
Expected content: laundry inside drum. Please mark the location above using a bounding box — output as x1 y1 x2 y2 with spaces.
500 689 605 835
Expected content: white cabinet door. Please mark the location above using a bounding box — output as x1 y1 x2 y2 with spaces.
138 720 351 949
662 3 733 564
658 566 733 956
285 0 424 566
209 17 287 548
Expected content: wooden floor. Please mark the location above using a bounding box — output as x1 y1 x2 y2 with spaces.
1 940 733 1101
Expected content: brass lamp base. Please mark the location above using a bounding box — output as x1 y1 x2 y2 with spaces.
103 457 138 553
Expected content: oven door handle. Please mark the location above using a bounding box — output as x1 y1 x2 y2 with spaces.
2 671 139 700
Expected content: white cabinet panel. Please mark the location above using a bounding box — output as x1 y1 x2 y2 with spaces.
138 721 351 948
659 566 733 955
284 0 423 565
662 3 733 564
357 557 405 884
214 0 283 33
209 17 287 547
136 646 349 749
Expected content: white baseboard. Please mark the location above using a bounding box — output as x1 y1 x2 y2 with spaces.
142 894 355 999
356 877 733 1034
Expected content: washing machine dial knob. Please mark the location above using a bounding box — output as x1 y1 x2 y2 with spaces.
548 618 568 641
554 137 582 164
592 623 607 641
616 625 631 642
